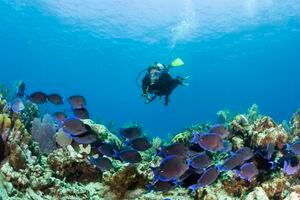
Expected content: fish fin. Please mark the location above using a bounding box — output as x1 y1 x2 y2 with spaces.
113 150 119 158
7 102 11 110
124 139 131 146
286 144 291 151
269 161 277 170
216 164 223 172
155 147 163 157
172 180 181 187
88 156 96 166
146 184 152 192
56 120 64 130
233 169 240 177
150 167 159 183
158 177 173 182
188 184 198 193
191 131 199 143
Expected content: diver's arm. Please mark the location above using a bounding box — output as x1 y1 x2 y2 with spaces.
142 75 151 95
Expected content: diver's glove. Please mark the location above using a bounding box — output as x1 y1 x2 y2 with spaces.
142 93 156 104
177 76 190 86
142 93 149 99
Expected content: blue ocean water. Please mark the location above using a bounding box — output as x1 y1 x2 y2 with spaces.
1 0 300 138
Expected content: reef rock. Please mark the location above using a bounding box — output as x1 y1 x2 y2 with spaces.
250 118 288 149
247 104 261 123
291 109 300 137
245 187 269 200
103 165 148 199
83 119 123 148
261 174 289 199
171 123 211 144
47 146 101 182
8 143 25 171
171 130 193 144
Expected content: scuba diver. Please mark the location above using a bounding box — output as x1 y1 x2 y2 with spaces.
136 58 189 106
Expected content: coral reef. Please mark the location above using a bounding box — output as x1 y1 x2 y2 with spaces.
1 91 300 200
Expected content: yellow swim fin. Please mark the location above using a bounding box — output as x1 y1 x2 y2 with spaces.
169 58 184 68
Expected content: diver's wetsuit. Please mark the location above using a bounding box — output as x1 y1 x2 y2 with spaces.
142 70 183 106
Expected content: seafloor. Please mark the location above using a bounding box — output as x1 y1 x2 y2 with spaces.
1 89 300 200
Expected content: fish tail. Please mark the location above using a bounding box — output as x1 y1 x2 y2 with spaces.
172 180 181 187
191 131 199 143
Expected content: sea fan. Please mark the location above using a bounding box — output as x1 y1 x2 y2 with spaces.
31 114 57 154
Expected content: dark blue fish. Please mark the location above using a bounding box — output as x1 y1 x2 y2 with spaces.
256 143 275 160
158 143 188 157
89 156 113 171
187 143 204 157
47 93 64 105
147 180 174 192
16 81 25 98
72 108 90 119
189 167 219 191
28 91 48 104
72 133 97 144
235 162 259 181
119 125 142 139
68 95 87 109
62 118 87 136
235 147 254 162
218 153 244 171
116 149 142 163
9 98 25 113
287 141 300 155
208 124 230 139
98 143 118 157
52 112 67 123
178 168 203 188
126 137 151 151
153 155 188 182
187 152 211 170
283 160 299 175
192 132 224 152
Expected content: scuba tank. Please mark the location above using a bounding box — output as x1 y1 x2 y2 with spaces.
135 58 184 87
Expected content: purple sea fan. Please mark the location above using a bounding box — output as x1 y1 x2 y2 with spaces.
31 114 57 154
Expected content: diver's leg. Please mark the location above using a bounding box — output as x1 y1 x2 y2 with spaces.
176 76 190 86
164 95 169 106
